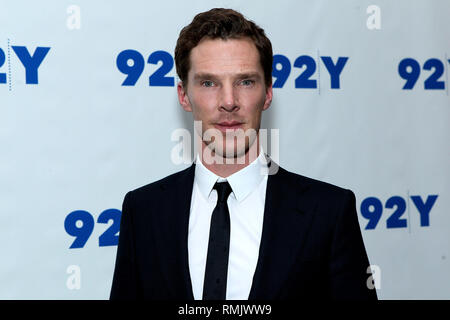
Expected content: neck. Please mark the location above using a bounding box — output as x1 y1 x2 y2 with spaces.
198 136 260 178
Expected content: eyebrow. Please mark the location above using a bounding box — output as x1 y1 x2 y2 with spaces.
193 72 262 81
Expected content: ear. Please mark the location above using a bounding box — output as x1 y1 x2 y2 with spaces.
262 83 273 111
177 81 192 112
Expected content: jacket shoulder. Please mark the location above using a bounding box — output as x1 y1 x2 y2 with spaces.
277 166 354 200
126 164 194 200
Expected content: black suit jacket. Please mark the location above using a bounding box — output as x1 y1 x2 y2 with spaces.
110 162 377 300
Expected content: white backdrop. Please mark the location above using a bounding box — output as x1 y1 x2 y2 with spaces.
1 0 449 299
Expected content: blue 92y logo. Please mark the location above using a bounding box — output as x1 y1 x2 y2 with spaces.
116 49 349 90
398 57 450 90
116 50 174 86
272 54 348 89
64 209 121 248
360 194 438 230
0 45 50 87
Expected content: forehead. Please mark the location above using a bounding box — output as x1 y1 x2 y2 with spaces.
188 37 262 76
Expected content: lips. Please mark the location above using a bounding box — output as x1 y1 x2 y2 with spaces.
214 121 244 132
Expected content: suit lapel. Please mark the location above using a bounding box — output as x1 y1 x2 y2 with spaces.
248 166 317 300
153 163 195 300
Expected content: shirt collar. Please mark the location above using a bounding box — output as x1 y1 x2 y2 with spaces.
194 147 268 202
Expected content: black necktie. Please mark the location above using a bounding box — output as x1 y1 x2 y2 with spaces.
202 181 232 300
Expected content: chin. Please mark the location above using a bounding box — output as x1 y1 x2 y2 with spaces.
220 141 252 164
202 141 247 164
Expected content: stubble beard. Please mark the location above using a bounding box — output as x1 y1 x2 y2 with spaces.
200 126 259 165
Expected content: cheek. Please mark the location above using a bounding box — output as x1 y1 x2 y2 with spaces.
239 90 266 117
239 86 266 104
189 93 217 120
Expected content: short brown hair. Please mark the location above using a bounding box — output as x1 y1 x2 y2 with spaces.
174 8 273 87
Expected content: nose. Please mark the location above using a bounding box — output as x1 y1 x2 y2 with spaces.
219 83 239 112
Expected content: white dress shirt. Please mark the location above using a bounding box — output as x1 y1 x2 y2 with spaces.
188 150 269 300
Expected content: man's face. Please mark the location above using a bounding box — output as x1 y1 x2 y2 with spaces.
177 37 273 160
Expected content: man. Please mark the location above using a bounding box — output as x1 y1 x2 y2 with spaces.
110 8 377 300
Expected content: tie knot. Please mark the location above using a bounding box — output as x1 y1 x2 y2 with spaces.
213 181 232 203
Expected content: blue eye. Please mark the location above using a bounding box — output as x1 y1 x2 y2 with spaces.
202 80 214 87
241 79 254 86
